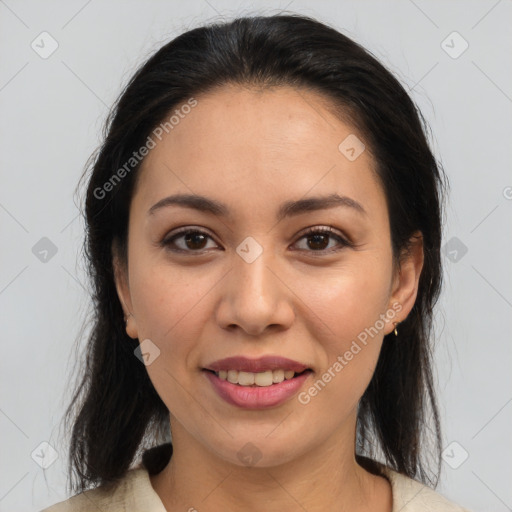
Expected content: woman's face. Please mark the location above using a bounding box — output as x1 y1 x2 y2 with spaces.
114 84 422 467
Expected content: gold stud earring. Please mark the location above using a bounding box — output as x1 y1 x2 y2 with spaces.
393 322 399 336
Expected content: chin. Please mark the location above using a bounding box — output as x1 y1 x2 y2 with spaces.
204 433 304 469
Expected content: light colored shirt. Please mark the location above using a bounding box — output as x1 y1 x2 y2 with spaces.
41 461 472 511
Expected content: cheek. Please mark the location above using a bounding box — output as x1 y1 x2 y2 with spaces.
301 349 378 422
130 260 211 336
128 263 216 408
298 271 388 414
293 261 392 347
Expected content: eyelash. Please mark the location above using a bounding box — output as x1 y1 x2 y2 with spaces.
160 226 352 255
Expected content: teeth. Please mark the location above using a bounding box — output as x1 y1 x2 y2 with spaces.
254 371 272 386
216 369 300 387
272 369 284 383
238 371 255 386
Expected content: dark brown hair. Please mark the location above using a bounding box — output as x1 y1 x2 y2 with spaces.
64 13 448 494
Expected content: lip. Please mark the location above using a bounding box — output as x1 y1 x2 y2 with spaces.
204 355 310 373
204 369 312 409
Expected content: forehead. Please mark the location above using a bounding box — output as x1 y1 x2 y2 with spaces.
133 84 386 222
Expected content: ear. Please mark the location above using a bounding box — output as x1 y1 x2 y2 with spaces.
385 231 424 335
112 239 139 339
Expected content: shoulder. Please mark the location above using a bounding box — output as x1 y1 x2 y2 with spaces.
40 467 166 512
380 465 472 512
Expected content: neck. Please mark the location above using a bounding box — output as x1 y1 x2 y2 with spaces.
150 418 392 512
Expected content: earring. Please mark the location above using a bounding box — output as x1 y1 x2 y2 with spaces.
125 313 133 325
393 322 399 336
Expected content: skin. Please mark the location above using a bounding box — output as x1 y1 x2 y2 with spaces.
113 84 424 512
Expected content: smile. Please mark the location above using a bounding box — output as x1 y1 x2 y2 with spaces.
203 369 313 409
213 369 302 387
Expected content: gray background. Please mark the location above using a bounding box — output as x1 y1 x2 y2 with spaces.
1 1 511 511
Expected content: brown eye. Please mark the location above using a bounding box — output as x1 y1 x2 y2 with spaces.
183 232 208 250
307 233 330 251
162 229 219 253
294 226 351 253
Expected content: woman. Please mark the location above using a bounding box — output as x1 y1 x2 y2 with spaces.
42 13 471 512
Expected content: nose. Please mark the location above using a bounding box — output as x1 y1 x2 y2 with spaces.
214 245 295 336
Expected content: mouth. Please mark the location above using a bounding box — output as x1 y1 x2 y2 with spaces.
202 355 313 407
202 366 313 409
202 368 313 387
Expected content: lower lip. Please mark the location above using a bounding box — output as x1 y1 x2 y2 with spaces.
203 370 312 409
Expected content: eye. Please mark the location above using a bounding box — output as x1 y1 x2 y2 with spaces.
161 225 352 255
293 226 352 253
161 228 219 253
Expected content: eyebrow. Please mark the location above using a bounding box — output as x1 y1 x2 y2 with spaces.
147 193 367 220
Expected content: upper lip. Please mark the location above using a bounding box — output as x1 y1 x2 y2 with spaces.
204 356 310 373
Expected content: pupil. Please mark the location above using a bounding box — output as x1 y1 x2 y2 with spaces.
185 233 206 250
309 234 328 250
